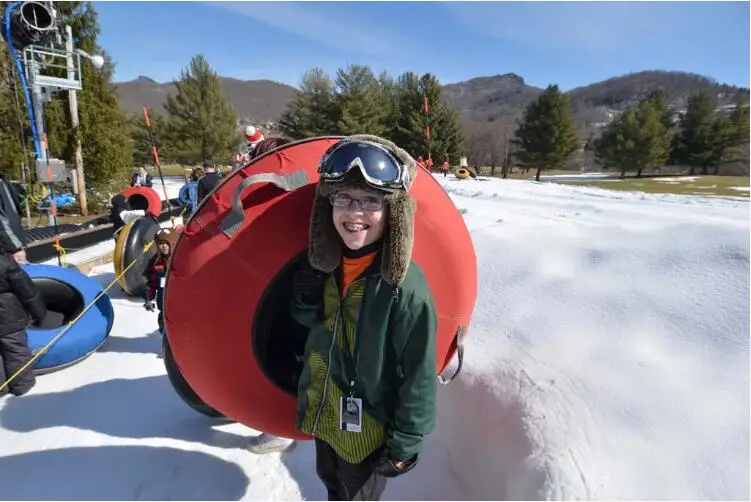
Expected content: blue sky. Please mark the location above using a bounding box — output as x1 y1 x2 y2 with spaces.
95 1 749 90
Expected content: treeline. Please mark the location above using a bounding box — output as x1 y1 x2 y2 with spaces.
276 65 464 164
468 85 749 181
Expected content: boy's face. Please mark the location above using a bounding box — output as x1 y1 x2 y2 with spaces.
332 188 387 251
158 242 171 255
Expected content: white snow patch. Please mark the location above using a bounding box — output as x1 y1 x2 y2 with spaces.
0 174 747 500
731 186 750 192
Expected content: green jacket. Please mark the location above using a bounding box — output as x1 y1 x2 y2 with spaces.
291 256 438 465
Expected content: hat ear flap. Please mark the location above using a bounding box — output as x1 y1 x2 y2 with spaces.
380 193 415 285
308 189 341 273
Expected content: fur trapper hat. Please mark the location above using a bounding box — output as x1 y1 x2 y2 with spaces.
154 228 179 248
308 134 418 285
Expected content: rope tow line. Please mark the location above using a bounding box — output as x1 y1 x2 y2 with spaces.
0 240 156 392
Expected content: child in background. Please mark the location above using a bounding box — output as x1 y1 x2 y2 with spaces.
0 251 47 397
143 229 175 349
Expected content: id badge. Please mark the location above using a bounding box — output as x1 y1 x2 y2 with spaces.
160 277 166 288
340 396 362 432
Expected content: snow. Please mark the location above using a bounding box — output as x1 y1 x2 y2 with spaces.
1 174 748 500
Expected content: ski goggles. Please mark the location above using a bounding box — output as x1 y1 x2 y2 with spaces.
318 140 410 191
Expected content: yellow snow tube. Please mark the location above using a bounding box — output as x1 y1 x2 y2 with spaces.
113 216 159 297
455 168 470 179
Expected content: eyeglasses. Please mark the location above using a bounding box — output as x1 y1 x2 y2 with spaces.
318 139 410 191
329 193 386 212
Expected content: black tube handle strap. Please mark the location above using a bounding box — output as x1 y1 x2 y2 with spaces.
438 324 467 385
219 170 311 237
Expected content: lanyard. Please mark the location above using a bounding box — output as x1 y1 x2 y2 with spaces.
345 325 362 398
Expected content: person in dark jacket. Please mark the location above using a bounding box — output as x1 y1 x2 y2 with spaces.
109 194 130 237
0 172 26 263
195 162 222 205
130 167 153 188
0 252 47 397
288 135 438 500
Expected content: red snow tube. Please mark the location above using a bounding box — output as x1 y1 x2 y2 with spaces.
164 136 477 439
121 186 162 217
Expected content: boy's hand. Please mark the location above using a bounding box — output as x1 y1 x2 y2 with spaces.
143 301 155 312
374 451 418 478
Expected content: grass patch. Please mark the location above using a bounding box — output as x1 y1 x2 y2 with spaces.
555 175 750 198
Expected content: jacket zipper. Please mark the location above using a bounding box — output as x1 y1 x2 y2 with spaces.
311 308 340 435
311 275 368 435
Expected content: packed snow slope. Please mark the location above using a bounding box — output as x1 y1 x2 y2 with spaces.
0 174 748 500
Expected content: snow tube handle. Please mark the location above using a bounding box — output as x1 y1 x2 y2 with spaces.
220 170 311 238
438 324 467 385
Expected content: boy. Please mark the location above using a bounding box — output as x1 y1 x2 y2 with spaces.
0 251 47 397
290 135 438 500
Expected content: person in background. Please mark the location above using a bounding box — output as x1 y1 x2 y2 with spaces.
143 228 176 356
244 135 301 455
288 135 438 500
0 249 47 397
130 166 153 188
0 171 26 264
195 161 222 205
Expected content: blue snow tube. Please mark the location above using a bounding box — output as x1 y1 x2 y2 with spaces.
178 182 197 211
22 264 115 374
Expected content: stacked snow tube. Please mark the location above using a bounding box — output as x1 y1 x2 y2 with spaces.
164 136 478 436
22 264 115 374
162 336 226 419
113 215 160 297
122 186 162 218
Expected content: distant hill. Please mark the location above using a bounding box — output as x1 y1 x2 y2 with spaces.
114 76 297 125
114 70 749 138
442 70 748 138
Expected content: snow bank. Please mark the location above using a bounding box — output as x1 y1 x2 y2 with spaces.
435 176 749 499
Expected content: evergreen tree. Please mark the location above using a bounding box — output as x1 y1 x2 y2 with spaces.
277 67 335 139
390 72 463 163
513 84 579 181
594 94 672 178
334 64 385 136
51 2 131 187
0 44 32 178
674 89 720 175
2 2 132 191
164 54 238 164
128 109 171 166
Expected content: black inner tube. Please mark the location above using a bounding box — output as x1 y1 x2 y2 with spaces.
120 216 159 297
253 252 310 396
127 194 150 212
163 335 225 419
30 278 85 329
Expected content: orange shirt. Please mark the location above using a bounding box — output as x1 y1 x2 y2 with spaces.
341 252 377 294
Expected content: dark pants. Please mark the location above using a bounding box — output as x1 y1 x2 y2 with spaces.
0 329 36 396
315 439 387 501
158 311 164 335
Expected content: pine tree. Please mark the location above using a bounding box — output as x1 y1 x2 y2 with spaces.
674 89 720 175
164 54 238 164
129 109 171 166
52 2 132 188
390 72 463 163
334 64 385 136
513 84 579 181
1 1 133 192
277 67 335 139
